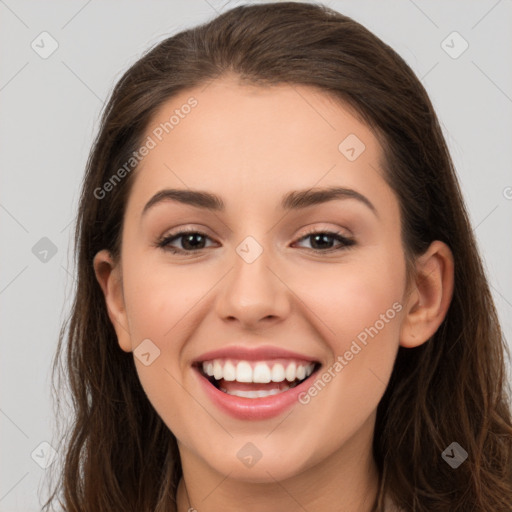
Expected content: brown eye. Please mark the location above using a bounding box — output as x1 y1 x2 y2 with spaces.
294 230 355 252
157 230 214 253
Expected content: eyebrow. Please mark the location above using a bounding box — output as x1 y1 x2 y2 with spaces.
142 186 378 217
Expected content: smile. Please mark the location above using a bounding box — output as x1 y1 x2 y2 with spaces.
192 346 321 420
200 358 316 398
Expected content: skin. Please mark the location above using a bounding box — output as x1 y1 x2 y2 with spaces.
94 75 454 512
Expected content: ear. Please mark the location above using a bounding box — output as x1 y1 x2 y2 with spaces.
93 249 132 353
399 240 454 348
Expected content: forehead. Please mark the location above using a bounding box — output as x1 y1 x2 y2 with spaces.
126 75 394 218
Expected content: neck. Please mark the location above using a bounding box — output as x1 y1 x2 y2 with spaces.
176 414 380 512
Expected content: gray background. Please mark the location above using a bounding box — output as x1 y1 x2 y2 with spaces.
1 1 511 510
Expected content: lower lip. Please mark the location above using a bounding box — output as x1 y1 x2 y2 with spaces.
195 367 319 420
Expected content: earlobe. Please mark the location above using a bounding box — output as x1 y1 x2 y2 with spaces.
92 249 132 353
399 240 454 348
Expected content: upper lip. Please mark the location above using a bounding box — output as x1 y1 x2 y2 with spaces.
193 345 320 364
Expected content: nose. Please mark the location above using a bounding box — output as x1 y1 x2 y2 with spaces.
214 245 292 330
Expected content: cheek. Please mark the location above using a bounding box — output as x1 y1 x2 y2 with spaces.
294 246 405 418
119 256 211 431
289 283 404 474
297 249 406 352
122 256 213 344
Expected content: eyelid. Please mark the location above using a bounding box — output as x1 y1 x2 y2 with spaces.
296 224 352 240
156 223 215 242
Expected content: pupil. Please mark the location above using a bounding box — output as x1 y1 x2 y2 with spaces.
183 233 205 250
311 234 333 249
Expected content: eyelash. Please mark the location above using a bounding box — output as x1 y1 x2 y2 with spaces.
155 227 356 255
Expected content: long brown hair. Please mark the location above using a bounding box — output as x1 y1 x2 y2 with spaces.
43 2 512 511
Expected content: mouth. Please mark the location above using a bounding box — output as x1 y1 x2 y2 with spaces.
191 346 323 420
195 358 321 399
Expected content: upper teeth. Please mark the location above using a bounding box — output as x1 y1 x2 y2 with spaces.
201 359 314 384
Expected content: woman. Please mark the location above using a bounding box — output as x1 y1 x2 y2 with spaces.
44 2 512 511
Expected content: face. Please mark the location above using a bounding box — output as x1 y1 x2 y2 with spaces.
99 75 412 483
